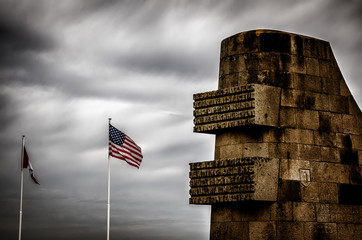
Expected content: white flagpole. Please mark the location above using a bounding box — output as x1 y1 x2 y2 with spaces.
107 118 111 240
18 135 25 240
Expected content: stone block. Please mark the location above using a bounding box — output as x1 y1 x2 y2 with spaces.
318 112 343 133
288 55 306 74
311 162 350 184
219 72 248 89
337 224 357 240
280 107 296 127
211 204 232 223
242 143 269 157
329 95 349 114
330 113 343 133
278 180 301 202
307 75 323 93
334 133 353 149
277 222 304 240
298 144 321 161
353 206 362 224
219 57 230 77
305 57 320 76
249 221 276 240
319 183 338 203
231 203 271 221
279 159 310 181
210 222 249 240
330 204 354 223
281 89 304 108
296 109 319 130
350 135 362 150
253 84 281 127
293 202 316 221
316 203 331 222
253 157 279 201
319 59 332 78
356 224 362 240
269 143 298 159
304 222 337 240
259 31 291 53
216 144 243 159
229 55 246 75
252 70 292 88
284 128 314 145
321 147 340 163
305 91 329 111
270 202 293 221
348 96 362 115
226 30 259 55
343 114 362 135
313 131 337 147
215 129 264 147
262 129 282 143
293 74 323 93
290 34 303 56
340 148 359 165
301 182 319 202
245 52 281 72
340 80 351 96
322 77 340 95
302 37 319 58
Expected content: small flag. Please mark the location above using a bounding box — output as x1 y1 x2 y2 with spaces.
109 124 143 168
23 147 40 184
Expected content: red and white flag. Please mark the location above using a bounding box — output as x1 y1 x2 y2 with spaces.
109 124 143 168
23 147 40 184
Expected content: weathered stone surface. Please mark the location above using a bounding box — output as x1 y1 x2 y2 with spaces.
193 84 281 133
249 221 276 240
304 222 337 240
188 29 362 239
189 157 279 204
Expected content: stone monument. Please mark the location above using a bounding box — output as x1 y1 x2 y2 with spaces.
189 30 361 239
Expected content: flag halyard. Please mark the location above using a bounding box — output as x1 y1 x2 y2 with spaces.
109 124 143 168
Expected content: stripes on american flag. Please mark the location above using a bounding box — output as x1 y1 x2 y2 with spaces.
109 124 143 169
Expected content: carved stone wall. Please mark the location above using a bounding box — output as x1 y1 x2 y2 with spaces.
189 30 361 240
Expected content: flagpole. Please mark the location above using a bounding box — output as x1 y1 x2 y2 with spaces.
107 118 111 240
18 135 25 240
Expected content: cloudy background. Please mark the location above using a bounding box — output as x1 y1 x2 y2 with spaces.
0 0 361 239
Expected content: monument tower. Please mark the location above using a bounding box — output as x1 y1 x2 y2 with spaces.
189 30 361 239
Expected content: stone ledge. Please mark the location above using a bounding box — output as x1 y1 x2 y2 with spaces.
189 157 279 204
193 84 281 133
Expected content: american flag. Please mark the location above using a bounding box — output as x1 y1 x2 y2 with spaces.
109 124 143 168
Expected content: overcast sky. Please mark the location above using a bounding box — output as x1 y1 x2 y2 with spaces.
0 0 361 239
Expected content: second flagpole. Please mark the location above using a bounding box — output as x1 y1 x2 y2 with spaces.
107 118 111 240
18 135 25 240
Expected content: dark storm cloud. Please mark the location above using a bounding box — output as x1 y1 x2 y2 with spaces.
0 19 53 54
112 48 215 78
0 93 15 131
0 3 55 71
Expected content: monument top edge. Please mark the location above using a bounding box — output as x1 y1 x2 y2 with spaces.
224 29 328 43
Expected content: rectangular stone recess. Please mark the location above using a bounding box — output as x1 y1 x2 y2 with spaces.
189 157 279 204
193 84 280 133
